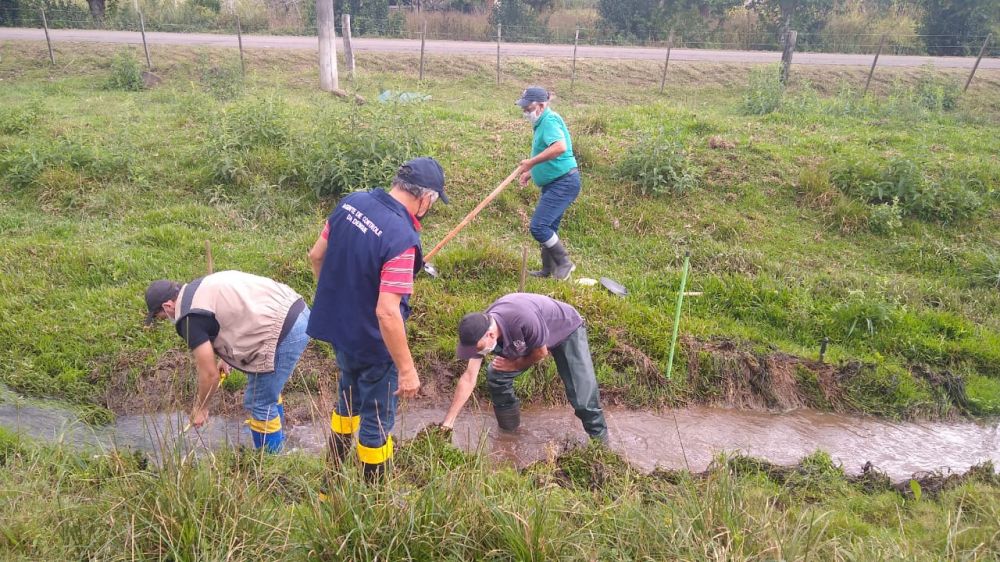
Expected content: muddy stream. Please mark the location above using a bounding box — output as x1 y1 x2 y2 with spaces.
2 388 997 481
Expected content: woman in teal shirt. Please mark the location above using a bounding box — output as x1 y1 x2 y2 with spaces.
515 86 580 281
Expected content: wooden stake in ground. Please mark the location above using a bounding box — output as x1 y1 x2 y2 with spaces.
780 29 797 85
342 14 355 77
570 27 579 92
315 0 339 92
863 34 886 96
660 29 674 94
419 20 427 81
139 11 152 71
236 15 245 76
496 23 501 86
40 8 54 65
964 33 992 93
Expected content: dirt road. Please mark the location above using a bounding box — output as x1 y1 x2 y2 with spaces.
2 27 997 69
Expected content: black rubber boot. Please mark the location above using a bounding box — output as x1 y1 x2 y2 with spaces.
548 240 576 281
362 461 386 483
529 245 553 278
493 403 521 431
328 432 352 466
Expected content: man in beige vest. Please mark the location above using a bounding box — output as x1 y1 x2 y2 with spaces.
144 270 310 452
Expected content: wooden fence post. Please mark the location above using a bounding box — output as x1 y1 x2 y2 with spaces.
236 15 246 76
863 34 886 96
964 33 992 93
342 13 355 77
570 26 579 92
660 29 674 93
139 11 152 70
780 29 797 84
316 0 339 92
496 23 502 86
419 20 427 81
40 9 55 65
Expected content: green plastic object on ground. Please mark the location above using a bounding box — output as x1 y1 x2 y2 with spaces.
377 90 431 103
666 251 690 380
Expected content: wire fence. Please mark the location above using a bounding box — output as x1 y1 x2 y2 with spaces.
5 7 999 58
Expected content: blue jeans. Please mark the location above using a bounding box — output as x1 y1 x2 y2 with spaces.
243 308 311 424
333 351 398 463
529 170 581 244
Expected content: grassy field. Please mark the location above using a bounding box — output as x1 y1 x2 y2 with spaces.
2 425 999 560
0 40 999 425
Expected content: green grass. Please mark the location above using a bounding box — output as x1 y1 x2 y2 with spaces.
1 41 999 421
1 429 998 560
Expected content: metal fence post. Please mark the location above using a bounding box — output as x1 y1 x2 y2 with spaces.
964 33 992 93
139 11 152 70
40 8 55 65
863 34 886 96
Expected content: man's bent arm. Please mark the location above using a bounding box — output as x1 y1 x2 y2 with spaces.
308 235 328 281
191 341 220 416
500 346 548 372
442 357 483 428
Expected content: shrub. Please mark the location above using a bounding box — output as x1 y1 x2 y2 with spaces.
742 65 783 116
615 129 699 196
867 198 903 235
296 108 425 198
106 50 145 92
0 102 40 135
831 157 983 223
914 68 960 111
206 96 290 186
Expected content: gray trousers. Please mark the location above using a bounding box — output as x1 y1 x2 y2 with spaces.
486 325 608 439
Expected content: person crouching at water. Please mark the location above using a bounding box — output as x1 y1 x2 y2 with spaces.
441 292 607 442
143 271 310 452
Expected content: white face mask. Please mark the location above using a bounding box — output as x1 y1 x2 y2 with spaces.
523 109 541 125
477 336 497 356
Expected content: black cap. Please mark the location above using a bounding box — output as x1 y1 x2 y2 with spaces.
397 157 449 204
515 86 550 108
456 312 491 360
144 280 181 325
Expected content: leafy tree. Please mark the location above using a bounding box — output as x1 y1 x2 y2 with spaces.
748 0 834 37
489 0 549 41
597 0 667 40
921 0 999 56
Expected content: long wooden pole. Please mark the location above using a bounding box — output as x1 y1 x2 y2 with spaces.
139 11 152 70
424 168 520 261
419 20 427 81
964 33 992 93
40 9 55 65
570 27 579 92
863 34 886 96
780 30 797 84
660 29 674 93
236 15 245 76
342 13 355 76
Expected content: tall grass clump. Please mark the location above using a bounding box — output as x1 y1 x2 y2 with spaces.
200 59 246 101
742 65 784 115
615 129 699 196
296 107 425 198
206 95 291 186
106 50 145 92
831 156 983 223
0 102 40 135
914 67 961 111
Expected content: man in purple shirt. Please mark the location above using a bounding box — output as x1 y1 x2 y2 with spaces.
441 293 607 441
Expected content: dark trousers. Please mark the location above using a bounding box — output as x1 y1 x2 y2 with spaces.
529 170 581 244
486 325 607 439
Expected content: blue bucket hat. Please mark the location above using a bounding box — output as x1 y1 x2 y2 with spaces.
397 157 448 204
515 86 550 108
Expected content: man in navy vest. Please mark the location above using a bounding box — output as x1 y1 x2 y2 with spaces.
308 157 448 481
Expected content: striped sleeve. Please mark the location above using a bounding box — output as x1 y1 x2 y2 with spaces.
380 247 417 295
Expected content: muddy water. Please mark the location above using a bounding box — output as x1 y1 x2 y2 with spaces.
2 387 997 481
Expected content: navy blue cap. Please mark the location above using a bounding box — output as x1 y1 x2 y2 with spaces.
456 312 491 360
397 157 448 204
515 86 550 108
